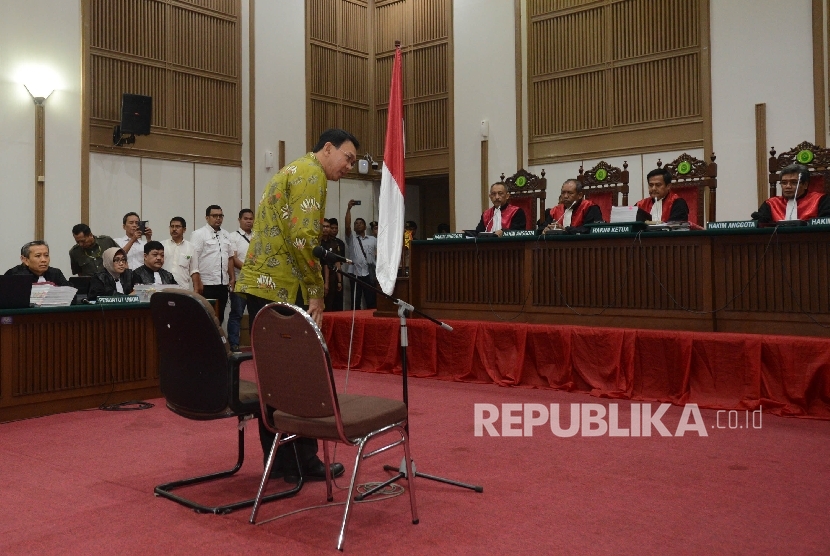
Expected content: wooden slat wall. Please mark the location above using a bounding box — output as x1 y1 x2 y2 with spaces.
307 0 372 155
533 242 705 310
87 0 242 165
13 317 150 396
307 0 450 175
527 0 707 164
716 239 830 314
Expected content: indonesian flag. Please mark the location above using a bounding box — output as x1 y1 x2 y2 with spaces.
376 44 405 295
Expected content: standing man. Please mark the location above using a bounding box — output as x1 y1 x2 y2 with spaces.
115 212 153 270
321 219 344 312
475 182 527 236
236 128 358 483
69 224 118 276
325 217 347 311
161 217 202 292
345 200 377 309
636 168 689 223
191 205 235 324
227 208 254 352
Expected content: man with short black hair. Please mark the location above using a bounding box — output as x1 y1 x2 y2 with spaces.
323 217 346 311
191 205 235 324
133 241 177 285
69 224 118 276
227 208 254 352
636 168 689 223
752 163 830 222
115 212 154 270
345 199 377 309
236 128 358 484
5 241 71 286
161 217 201 292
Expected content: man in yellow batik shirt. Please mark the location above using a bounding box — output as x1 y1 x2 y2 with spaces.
235 128 359 483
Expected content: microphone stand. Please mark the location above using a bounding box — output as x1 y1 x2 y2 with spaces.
331 264 483 498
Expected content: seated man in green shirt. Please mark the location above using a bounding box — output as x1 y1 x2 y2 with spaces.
69 223 118 276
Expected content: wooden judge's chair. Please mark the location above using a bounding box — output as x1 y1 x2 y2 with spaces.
577 161 630 222
657 152 718 227
768 141 829 197
500 169 547 229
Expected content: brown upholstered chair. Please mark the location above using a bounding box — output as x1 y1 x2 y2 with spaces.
577 161 630 222
249 303 418 550
769 141 829 197
150 289 298 514
500 169 547 229
656 152 718 227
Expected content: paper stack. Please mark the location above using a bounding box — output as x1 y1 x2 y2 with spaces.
30 285 77 307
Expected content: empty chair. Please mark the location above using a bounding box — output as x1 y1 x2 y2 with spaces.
249 302 418 550
150 289 298 514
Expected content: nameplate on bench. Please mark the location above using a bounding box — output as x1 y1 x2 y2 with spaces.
810 217 830 226
502 230 536 238
589 223 645 234
97 296 141 304
432 233 466 240
707 220 758 230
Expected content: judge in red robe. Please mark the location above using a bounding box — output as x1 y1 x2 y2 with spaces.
540 179 603 233
752 163 830 222
636 168 689 223
475 181 527 236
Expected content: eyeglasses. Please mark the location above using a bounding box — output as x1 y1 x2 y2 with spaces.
780 179 800 186
209 213 224 218
113 257 128 264
338 148 357 167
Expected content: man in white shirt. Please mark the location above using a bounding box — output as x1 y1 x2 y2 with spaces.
161 216 202 292
344 199 377 309
115 212 153 270
227 208 253 352
191 204 235 324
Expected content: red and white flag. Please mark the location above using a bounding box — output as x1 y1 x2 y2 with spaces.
376 44 405 295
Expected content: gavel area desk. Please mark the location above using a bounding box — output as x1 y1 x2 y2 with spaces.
408 226 830 338
0 303 159 422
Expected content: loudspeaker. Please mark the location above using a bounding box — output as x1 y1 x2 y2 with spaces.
120 94 152 135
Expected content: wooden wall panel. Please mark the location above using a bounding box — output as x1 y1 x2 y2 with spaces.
11 314 151 397
307 0 451 175
530 8 604 75
413 0 447 43
375 0 409 54
612 54 700 126
309 0 339 43
90 56 167 125
528 0 708 164
533 71 606 135
87 0 242 166
169 6 239 76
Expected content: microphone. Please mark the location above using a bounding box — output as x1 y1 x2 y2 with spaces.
312 245 353 265
786 173 803 220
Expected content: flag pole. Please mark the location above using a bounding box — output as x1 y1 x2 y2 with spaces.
355 41 483 501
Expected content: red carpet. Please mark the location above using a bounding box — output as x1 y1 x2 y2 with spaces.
2 369 830 554
323 311 830 419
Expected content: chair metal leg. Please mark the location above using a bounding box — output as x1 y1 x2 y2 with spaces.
249 434 303 524
337 438 369 551
155 416 299 515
